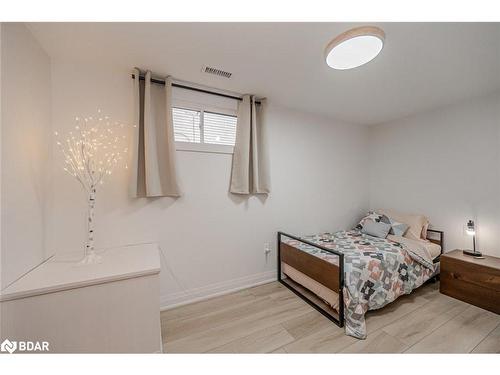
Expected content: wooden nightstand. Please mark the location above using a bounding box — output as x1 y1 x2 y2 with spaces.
440 250 500 314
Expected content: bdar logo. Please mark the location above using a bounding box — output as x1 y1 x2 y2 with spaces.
1 339 17 354
0 339 49 353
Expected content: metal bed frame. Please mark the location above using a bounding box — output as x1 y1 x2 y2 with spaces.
427 229 445 263
277 231 345 327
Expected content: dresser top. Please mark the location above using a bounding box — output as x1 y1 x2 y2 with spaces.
0 243 161 302
444 249 500 269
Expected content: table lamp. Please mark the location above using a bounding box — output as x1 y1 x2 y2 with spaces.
463 220 482 257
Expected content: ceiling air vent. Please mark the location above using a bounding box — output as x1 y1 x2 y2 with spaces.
202 65 232 79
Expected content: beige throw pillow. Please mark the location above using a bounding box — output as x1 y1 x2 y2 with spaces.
377 209 429 241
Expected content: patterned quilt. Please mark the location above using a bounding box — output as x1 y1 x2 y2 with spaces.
283 230 436 339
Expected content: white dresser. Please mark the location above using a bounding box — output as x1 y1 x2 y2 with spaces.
0 243 161 353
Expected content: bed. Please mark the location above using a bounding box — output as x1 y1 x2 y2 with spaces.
277 211 444 339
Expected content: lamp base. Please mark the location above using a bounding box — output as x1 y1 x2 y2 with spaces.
463 249 483 257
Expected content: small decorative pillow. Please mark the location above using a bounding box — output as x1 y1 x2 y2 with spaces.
384 216 410 236
361 220 391 238
356 212 383 230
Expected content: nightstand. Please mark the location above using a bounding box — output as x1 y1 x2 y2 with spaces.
440 250 500 314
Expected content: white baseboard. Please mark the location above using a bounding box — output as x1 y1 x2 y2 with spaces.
160 270 276 311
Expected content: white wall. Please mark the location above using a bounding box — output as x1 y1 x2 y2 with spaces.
369 92 500 257
0 22 3 339
49 60 369 307
0 23 52 289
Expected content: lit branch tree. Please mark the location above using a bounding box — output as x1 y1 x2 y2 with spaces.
55 110 130 264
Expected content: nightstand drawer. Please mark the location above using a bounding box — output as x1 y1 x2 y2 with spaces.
440 250 500 315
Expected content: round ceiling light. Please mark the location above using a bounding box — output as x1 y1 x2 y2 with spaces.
325 26 385 70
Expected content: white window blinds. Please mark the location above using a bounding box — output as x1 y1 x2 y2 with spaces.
172 107 237 147
203 111 237 146
172 108 201 143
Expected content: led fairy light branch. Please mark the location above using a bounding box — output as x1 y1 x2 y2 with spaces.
55 109 129 264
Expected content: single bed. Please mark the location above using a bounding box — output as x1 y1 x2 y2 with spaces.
278 212 443 339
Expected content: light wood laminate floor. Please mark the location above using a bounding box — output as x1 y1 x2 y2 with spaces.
161 281 500 353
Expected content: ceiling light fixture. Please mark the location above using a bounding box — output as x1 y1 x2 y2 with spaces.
325 26 385 70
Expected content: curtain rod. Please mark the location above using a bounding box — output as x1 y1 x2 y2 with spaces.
131 74 261 105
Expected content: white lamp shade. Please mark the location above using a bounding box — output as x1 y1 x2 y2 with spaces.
466 220 475 236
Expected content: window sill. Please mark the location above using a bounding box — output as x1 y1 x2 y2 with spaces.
175 142 234 155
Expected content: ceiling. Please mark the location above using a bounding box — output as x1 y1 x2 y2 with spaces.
27 22 500 125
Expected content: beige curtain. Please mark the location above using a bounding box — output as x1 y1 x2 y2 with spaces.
230 95 270 194
131 69 181 197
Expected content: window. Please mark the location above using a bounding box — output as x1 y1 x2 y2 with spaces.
172 106 237 154
203 111 237 146
172 108 201 143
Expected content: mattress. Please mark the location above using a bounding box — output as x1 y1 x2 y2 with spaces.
282 262 339 310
